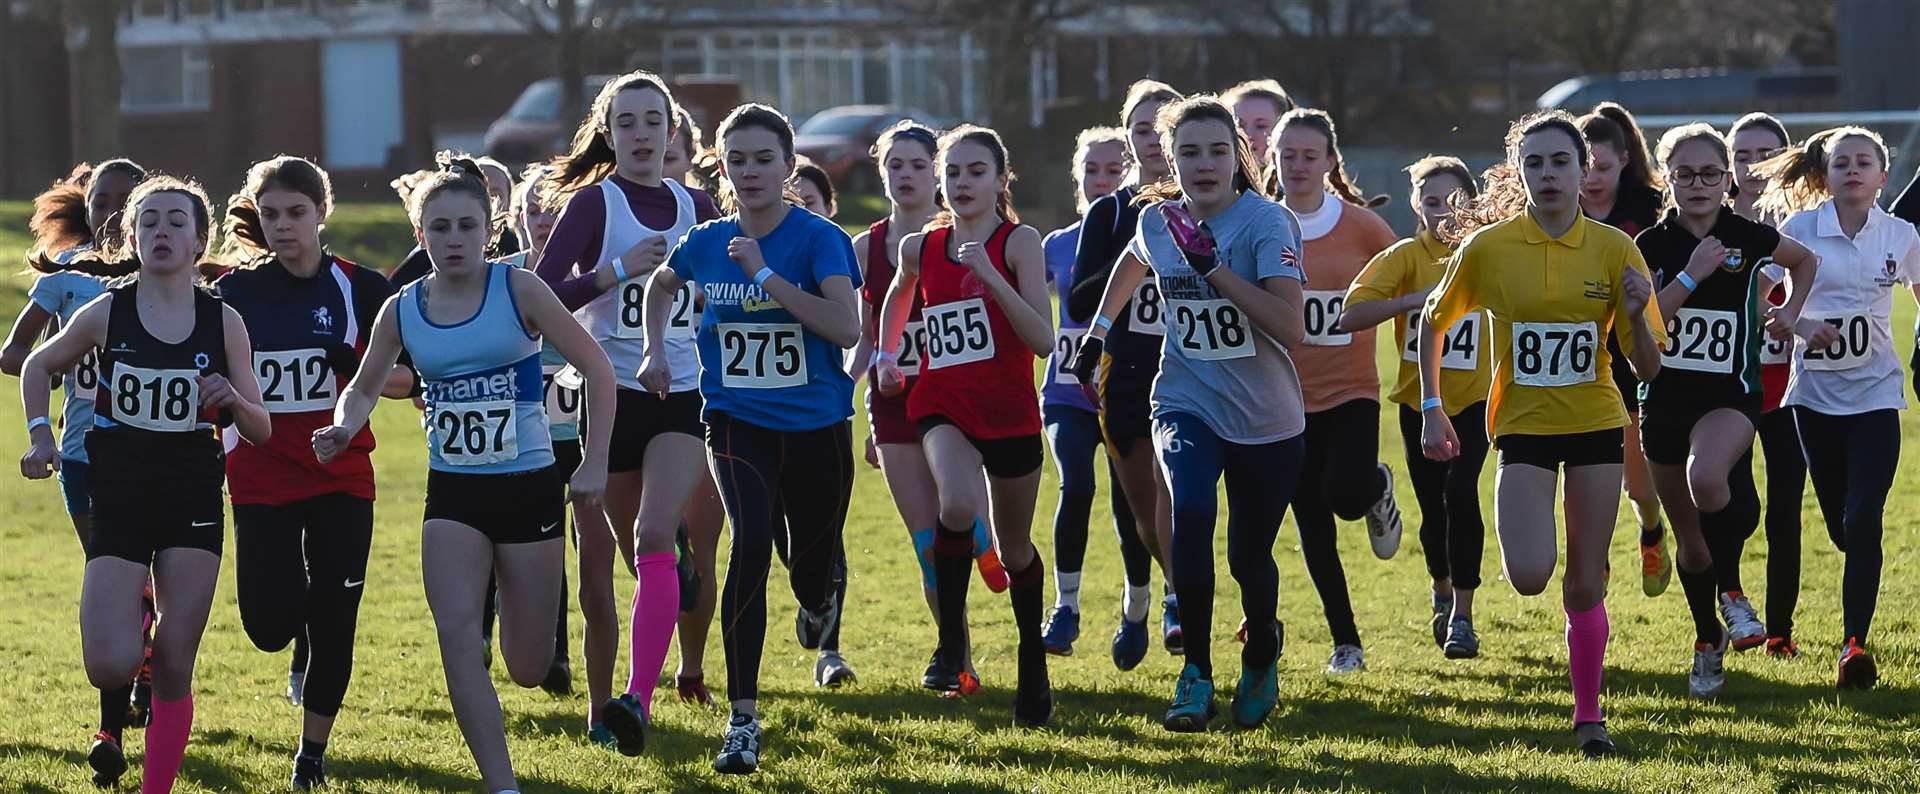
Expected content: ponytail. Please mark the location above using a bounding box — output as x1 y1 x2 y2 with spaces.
1753 126 1889 218
406 152 495 229
26 159 147 273
1268 109 1388 208
1578 102 1661 191
543 70 681 204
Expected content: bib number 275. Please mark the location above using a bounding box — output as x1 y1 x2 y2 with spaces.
720 323 807 388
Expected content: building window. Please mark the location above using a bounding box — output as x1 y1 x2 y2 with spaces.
121 46 213 113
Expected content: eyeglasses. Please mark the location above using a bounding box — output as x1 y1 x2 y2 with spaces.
1669 168 1727 187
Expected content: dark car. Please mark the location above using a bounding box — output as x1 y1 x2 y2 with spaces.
483 75 616 166
794 105 945 193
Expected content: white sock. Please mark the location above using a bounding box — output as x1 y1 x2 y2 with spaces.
1123 584 1151 622
1055 571 1082 611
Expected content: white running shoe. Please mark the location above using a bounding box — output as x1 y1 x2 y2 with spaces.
1690 633 1728 698
713 712 762 775
1326 644 1367 674
1365 464 1403 560
1718 591 1766 651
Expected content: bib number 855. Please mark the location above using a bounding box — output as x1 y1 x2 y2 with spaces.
1511 321 1596 387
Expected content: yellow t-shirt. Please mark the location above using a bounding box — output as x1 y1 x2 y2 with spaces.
1423 212 1666 440
1345 230 1492 413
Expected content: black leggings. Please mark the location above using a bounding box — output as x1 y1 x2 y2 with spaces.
1794 407 1898 644
1158 411 1305 679
772 500 849 653
1044 405 1148 583
1755 408 1806 637
708 412 854 702
1293 398 1386 648
1397 402 1489 591
233 493 374 718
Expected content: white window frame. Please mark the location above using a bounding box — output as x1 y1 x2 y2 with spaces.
120 46 213 114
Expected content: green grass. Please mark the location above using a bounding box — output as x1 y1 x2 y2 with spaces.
0 200 1918 792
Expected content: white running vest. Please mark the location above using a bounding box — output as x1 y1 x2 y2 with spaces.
574 178 701 392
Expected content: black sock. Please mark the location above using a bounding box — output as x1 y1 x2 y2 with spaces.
1677 564 1722 647
299 737 326 761
1245 619 1281 671
1700 506 1747 594
1008 554 1047 682
99 685 131 743
1639 523 1663 547
932 522 974 656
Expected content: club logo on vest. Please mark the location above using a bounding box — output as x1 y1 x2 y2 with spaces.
1582 279 1613 301
313 306 333 335
1721 248 1746 273
1888 254 1899 279
194 352 211 369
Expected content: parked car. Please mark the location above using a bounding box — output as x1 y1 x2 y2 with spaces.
1536 67 1840 116
794 105 946 193
484 75 616 166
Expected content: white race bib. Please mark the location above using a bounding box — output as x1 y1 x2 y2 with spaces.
1170 298 1254 361
69 349 100 403
896 320 929 378
1800 312 1873 371
1510 321 1598 387
1302 290 1351 346
432 399 518 466
1053 328 1088 384
719 323 808 389
1130 278 1165 335
1759 327 1791 365
923 298 996 370
542 364 581 424
612 279 648 339
110 364 199 432
1402 312 1483 371
1660 308 1740 374
254 348 338 413
664 282 702 340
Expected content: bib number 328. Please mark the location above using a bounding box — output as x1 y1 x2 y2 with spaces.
1511 321 1597 387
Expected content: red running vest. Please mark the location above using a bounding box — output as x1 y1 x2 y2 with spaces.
906 222 1042 439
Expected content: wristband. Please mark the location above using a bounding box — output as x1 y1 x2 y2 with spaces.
26 416 49 433
1093 315 1114 331
873 350 897 366
611 258 629 283
1420 397 1444 412
1675 271 1698 291
752 268 775 289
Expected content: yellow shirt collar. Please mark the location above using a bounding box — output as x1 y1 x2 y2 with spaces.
1518 210 1589 248
1415 229 1452 259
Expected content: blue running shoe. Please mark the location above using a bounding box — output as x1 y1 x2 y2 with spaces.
1162 664 1215 732
587 722 618 750
1162 596 1184 656
1231 658 1280 728
1112 614 1149 671
599 693 648 757
1043 606 1080 656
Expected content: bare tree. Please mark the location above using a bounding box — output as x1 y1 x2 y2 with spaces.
481 0 677 129
1203 0 1421 124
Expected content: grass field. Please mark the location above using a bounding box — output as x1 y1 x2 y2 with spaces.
0 200 1917 792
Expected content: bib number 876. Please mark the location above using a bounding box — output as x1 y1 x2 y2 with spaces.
1511 322 1596 387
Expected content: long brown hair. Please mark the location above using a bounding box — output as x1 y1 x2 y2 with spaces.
1578 102 1661 191
1753 126 1889 217
1135 95 1268 205
26 159 147 273
926 124 1020 232
1265 108 1386 208
541 70 681 203
222 155 335 266
1438 111 1589 246
73 175 219 281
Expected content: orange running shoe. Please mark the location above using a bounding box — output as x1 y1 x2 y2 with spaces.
1640 527 1672 597
1765 635 1801 659
972 520 1010 593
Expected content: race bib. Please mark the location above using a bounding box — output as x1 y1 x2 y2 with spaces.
1053 328 1088 384
1510 321 1597 387
1660 308 1739 374
1170 299 1254 361
719 323 808 389
896 320 929 378
1402 312 1482 371
110 363 200 432
69 349 100 403
255 348 337 413
612 279 649 339
432 399 518 466
542 364 581 424
1800 312 1873 371
1130 278 1165 335
1759 330 1791 365
1302 290 1351 346
923 298 996 370
664 282 702 340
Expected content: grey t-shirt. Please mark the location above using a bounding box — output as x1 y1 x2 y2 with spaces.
1126 191 1307 444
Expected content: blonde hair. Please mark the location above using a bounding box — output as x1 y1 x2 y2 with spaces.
1754 126 1889 217
1069 126 1129 213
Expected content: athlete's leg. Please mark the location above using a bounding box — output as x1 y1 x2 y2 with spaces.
1687 411 1760 598
1045 406 1100 610
1650 459 1717 647
624 433 709 714
1757 409 1804 639
1155 412 1226 678
1443 403 1491 619
572 489 618 725
707 413 783 716
1224 432 1305 672
1293 410 1361 648
297 495 375 745
232 503 307 653
675 473 724 696
775 422 856 641
1492 462 1560 597
876 441 947 648
1399 405 1453 597
1563 462 1623 728
1622 414 1664 533
79 557 151 695
495 537 566 687
422 519 516 791
922 424 993 666
1801 409 1899 645
145 546 221 794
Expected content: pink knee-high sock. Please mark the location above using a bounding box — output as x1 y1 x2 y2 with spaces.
141 693 192 794
624 552 681 717
1566 601 1609 725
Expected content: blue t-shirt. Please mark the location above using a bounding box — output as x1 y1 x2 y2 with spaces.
1125 191 1308 444
29 256 110 461
668 206 861 432
1041 222 1097 413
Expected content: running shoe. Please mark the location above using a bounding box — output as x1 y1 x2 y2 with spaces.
131 653 153 728
1837 638 1877 690
87 731 126 788
1326 644 1366 674
599 693 649 757
1162 596 1184 656
675 526 700 613
944 669 982 699
1689 633 1728 699
972 521 1010 593
291 753 326 791
922 648 964 693
1576 721 1616 758
1232 640 1281 728
795 591 841 651
1430 596 1453 648
815 651 856 688
1111 615 1149 671
287 671 306 707
1718 591 1766 651
1641 525 1672 597
676 673 714 708
1364 464 1403 560
587 723 618 750
1042 606 1080 656
1012 669 1053 728
540 659 572 696
1765 634 1802 660
713 712 762 775
1443 617 1480 660
1162 664 1216 732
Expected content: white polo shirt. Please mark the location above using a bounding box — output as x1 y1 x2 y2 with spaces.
1781 201 1920 415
